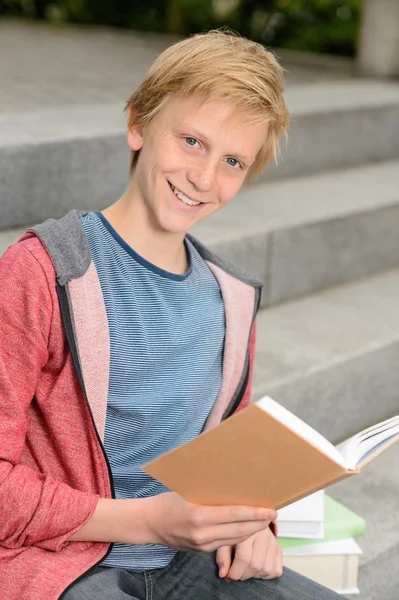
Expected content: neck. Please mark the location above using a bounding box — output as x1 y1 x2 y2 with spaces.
101 187 189 276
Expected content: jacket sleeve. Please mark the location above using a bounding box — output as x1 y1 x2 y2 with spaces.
0 243 99 552
233 320 279 537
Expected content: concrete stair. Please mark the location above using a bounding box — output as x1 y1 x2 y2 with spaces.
329 442 399 600
253 267 399 441
2 154 399 309
1 22 399 599
194 159 399 307
251 266 399 600
1 80 399 231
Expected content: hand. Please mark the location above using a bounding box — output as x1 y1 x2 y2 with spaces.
216 526 283 581
143 492 276 552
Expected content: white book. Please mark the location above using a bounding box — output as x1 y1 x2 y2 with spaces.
277 490 324 539
283 538 362 595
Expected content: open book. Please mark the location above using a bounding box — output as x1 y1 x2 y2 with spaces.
142 396 399 510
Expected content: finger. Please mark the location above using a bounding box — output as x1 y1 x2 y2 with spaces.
260 549 283 580
216 546 233 578
240 530 270 580
265 534 283 579
201 504 277 525
225 537 254 582
267 544 283 580
243 531 283 580
204 519 270 550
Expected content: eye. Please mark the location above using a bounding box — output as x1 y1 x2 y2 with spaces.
225 157 241 169
185 137 200 148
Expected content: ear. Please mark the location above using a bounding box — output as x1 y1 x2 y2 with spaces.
127 105 144 152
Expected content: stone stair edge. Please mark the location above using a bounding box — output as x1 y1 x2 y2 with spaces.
252 266 399 440
1 80 399 148
254 265 399 385
194 159 399 239
197 159 399 306
284 79 399 115
1 83 398 230
2 158 398 236
0 103 124 148
2 159 399 308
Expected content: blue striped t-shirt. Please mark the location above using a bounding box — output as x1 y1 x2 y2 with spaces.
82 212 225 570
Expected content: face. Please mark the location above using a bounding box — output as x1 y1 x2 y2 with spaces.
127 94 268 237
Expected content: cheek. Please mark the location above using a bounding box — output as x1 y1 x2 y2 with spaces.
217 173 245 204
141 134 170 169
154 142 184 174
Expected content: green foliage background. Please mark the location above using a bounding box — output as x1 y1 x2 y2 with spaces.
0 0 362 56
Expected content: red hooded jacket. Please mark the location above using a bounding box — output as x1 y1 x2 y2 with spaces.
0 211 265 599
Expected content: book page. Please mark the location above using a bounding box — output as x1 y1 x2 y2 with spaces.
277 490 324 524
336 416 399 469
257 397 346 467
335 419 393 466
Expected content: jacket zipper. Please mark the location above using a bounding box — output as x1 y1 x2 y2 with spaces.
222 360 250 420
56 283 115 599
221 286 262 421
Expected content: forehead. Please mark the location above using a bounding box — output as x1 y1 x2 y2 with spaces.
153 94 268 154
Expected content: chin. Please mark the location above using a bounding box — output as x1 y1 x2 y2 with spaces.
157 214 194 236
162 222 193 236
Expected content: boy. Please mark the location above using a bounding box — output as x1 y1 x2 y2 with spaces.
0 30 342 599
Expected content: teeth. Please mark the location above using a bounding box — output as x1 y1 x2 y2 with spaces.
172 184 201 206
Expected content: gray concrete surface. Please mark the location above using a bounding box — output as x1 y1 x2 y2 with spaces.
0 20 354 116
357 0 399 78
330 441 399 599
2 21 399 233
264 81 399 181
2 160 399 308
253 267 399 440
1 81 399 231
195 160 399 306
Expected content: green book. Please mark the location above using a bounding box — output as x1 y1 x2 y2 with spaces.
278 495 365 549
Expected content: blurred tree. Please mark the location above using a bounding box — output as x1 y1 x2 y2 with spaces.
0 0 363 57
57 0 165 29
166 0 186 34
0 0 38 17
267 0 361 56
236 0 276 39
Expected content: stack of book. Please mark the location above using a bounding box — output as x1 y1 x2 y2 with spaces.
277 492 365 595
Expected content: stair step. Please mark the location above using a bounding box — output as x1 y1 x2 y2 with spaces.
1 80 399 230
0 103 128 231
357 540 399 600
195 159 399 306
265 80 399 181
252 266 399 441
329 441 399 599
2 159 399 309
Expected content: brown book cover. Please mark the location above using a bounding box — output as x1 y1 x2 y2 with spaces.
142 397 399 510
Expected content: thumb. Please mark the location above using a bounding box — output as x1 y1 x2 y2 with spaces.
216 545 233 578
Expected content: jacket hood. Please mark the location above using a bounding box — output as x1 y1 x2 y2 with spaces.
24 209 263 290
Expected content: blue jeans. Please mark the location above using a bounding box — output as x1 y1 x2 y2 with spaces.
62 549 343 599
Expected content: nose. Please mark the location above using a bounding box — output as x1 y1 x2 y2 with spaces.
186 159 217 193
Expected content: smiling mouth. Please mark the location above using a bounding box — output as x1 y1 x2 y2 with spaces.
168 181 202 206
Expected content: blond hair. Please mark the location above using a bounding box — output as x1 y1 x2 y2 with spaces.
126 29 289 179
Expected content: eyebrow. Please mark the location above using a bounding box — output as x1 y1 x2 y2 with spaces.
178 125 253 162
